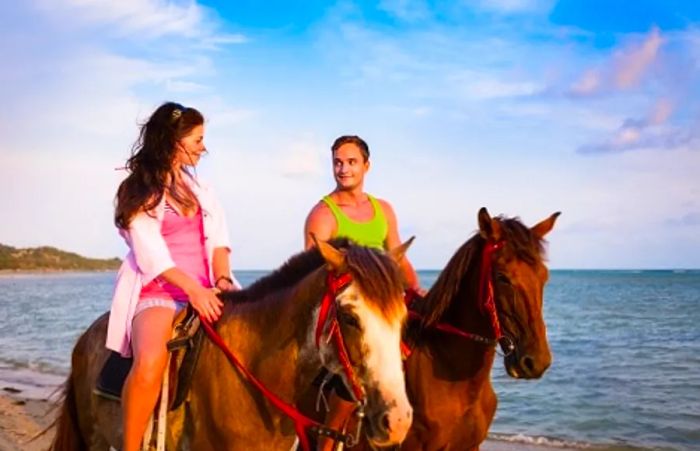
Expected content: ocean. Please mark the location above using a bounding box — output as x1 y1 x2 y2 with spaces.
0 270 698 450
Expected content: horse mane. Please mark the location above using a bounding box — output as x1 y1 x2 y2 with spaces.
416 216 545 328
221 238 405 320
221 244 328 304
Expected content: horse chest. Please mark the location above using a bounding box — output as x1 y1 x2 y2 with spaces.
404 349 497 449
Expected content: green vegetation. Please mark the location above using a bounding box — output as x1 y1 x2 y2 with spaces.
0 243 121 271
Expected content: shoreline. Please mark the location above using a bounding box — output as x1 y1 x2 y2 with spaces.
0 392 576 451
0 269 118 275
0 366 581 451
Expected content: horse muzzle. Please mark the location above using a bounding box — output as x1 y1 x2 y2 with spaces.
504 346 552 379
363 385 413 446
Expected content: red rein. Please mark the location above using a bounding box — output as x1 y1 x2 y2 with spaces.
199 271 362 451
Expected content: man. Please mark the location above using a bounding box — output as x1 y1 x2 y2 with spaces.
304 135 422 289
304 135 423 451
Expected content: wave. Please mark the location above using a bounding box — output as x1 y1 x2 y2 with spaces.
488 432 651 450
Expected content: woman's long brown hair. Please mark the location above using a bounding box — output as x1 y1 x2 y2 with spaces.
115 102 204 229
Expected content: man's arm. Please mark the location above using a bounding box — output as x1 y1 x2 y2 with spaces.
378 199 422 292
304 202 337 249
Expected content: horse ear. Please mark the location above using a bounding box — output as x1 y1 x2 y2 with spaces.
312 234 346 270
478 207 502 241
388 236 415 263
531 212 561 239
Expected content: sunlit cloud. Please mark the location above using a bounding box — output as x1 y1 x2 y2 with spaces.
567 28 663 96
569 69 601 95
473 0 555 14
614 27 663 89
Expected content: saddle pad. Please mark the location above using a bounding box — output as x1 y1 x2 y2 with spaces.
95 351 133 400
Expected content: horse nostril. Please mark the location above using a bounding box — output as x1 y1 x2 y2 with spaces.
381 413 391 433
521 355 535 373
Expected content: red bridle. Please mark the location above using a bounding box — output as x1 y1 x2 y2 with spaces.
199 270 367 451
314 271 366 402
478 240 506 342
405 240 514 354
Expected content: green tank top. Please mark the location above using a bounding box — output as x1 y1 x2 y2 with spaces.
322 194 388 250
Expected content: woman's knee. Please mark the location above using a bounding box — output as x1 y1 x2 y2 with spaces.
129 351 168 387
131 343 168 385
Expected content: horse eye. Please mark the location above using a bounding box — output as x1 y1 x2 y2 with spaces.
496 273 511 285
339 312 361 329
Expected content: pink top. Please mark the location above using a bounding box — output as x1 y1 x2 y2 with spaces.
107 173 241 357
139 203 211 301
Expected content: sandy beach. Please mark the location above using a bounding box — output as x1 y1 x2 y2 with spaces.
0 390 56 451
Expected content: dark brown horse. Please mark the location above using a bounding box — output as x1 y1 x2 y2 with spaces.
50 239 414 450
374 207 559 450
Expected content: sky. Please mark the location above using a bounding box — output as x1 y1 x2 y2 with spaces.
1 0 699 270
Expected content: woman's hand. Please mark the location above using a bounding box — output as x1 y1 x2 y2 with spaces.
215 275 238 292
187 284 224 323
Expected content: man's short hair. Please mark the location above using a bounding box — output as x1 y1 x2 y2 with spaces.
331 135 370 161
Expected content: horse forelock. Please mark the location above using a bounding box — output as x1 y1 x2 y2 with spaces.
344 245 406 324
498 216 545 265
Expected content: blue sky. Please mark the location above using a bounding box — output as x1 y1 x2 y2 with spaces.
1 0 699 269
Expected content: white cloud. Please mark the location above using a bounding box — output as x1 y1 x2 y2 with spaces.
31 0 246 46
281 140 325 179
378 0 431 21
450 70 542 99
165 79 208 93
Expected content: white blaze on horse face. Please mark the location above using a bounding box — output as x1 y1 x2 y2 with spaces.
337 284 412 444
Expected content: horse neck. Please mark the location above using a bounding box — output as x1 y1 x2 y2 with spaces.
215 268 328 393
420 236 493 336
445 266 493 338
412 237 496 377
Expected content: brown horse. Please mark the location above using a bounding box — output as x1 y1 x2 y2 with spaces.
50 239 414 450
384 207 559 450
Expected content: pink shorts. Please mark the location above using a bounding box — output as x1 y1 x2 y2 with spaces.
133 299 188 320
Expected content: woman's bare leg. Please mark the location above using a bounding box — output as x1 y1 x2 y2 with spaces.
122 307 177 451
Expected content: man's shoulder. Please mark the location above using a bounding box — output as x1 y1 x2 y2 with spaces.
306 200 334 222
370 196 395 216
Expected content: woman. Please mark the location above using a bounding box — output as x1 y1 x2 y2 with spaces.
106 102 239 451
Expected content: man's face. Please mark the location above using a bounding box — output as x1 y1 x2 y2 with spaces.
332 143 369 191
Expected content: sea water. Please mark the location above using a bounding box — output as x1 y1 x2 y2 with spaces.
0 270 698 450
